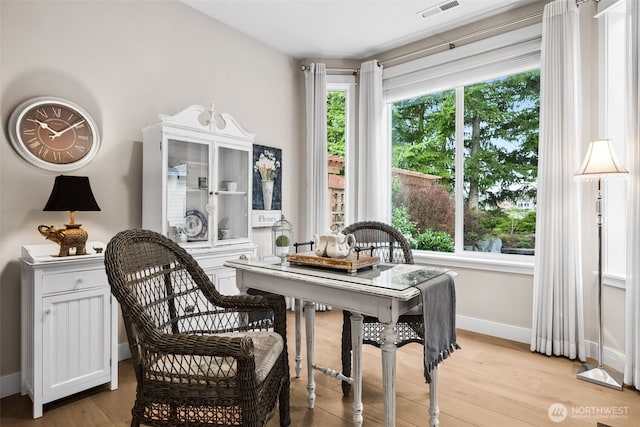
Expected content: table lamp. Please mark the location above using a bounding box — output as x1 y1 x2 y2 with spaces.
38 175 101 256
574 139 628 390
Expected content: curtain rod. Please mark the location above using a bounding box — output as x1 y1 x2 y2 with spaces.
299 63 381 74
299 65 359 74
381 11 543 66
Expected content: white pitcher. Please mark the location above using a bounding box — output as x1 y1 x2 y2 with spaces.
313 234 329 257
314 232 356 258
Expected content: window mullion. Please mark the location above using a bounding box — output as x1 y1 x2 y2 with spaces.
454 87 465 253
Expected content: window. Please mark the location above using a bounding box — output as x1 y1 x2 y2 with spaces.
391 89 457 251
599 0 628 282
327 90 346 229
327 76 356 230
382 25 541 261
390 69 540 256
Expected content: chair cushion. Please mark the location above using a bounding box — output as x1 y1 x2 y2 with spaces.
225 331 284 382
147 332 283 384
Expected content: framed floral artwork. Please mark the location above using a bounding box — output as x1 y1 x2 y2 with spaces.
252 145 282 226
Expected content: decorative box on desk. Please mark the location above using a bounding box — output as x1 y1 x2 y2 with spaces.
20 242 118 419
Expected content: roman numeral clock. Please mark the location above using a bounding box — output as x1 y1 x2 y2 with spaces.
8 97 100 171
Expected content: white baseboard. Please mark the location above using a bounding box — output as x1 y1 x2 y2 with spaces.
118 341 131 361
0 372 21 399
456 314 626 373
583 337 626 372
456 314 531 344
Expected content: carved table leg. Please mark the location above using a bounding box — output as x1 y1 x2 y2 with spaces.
304 300 316 408
294 298 302 378
350 313 364 427
381 323 398 427
429 366 440 427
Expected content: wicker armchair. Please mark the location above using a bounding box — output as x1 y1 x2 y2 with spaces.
340 221 417 396
104 229 290 427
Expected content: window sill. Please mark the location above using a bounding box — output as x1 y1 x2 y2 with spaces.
602 272 626 289
411 252 628 286
412 250 534 275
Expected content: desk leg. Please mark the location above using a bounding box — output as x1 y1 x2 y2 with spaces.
381 323 398 427
304 300 316 408
429 366 440 427
350 313 363 427
294 298 302 378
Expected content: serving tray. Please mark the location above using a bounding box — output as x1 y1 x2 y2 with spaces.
287 251 380 273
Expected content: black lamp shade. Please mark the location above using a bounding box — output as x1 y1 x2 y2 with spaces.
43 175 101 212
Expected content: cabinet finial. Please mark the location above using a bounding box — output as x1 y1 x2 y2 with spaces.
208 102 218 129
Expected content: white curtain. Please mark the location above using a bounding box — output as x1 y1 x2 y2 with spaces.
354 60 390 223
530 0 585 361
304 63 329 238
625 0 640 390
303 63 331 312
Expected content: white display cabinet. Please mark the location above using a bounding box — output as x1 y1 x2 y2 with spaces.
142 103 257 292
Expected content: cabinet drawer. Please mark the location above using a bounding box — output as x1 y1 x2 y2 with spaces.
42 269 107 294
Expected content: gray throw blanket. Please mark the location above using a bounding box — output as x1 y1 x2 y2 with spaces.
416 273 460 383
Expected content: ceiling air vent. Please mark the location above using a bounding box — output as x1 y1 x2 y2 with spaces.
418 0 462 19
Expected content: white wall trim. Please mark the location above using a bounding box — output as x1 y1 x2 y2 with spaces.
119 341 132 362
456 314 531 344
0 372 21 399
603 272 627 289
583 338 626 373
414 251 535 275
457 315 626 373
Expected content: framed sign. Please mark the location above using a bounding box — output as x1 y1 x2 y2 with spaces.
252 210 282 228
252 145 282 227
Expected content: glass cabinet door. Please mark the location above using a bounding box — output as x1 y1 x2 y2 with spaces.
215 145 249 243
167 139 210 244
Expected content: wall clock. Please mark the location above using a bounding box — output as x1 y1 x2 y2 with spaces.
7 96 101 171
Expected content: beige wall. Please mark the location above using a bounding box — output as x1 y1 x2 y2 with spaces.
0 0 302 377
454 268 533 330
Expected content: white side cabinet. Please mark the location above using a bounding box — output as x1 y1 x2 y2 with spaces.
20 243 118 419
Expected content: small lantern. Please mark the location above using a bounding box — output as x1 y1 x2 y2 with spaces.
272 214 294 264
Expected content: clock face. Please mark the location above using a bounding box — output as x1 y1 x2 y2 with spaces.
8 97 100 171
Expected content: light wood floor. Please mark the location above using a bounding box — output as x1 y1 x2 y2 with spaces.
2 309 638 426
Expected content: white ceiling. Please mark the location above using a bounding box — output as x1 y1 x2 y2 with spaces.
180 0 538 59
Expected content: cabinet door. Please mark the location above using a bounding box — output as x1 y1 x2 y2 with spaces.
166 139 211 245
214 143 250 244
214 267 239 296
42 287 112 402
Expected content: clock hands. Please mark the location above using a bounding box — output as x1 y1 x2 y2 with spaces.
26 118 62 138
49 120 85 139
26 118 85 140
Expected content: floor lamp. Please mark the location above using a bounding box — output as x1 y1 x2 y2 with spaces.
574 139 628 390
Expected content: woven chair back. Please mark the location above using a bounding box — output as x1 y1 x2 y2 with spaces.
106 230 245 338
342 221 414 265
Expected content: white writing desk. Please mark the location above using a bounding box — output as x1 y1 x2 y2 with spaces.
226 259 448 427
